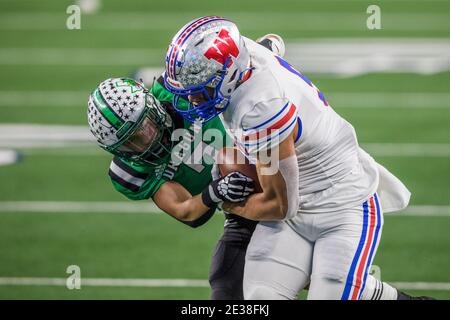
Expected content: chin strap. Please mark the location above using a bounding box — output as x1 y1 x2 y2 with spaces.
239 67 254 83
237 58 254 85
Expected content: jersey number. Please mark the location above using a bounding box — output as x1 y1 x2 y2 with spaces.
275 56 329 107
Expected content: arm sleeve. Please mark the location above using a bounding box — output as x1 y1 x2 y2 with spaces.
240 98 299 156
108 157 166 200
278 154 300 220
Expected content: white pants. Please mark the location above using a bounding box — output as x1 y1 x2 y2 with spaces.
243 193 384 300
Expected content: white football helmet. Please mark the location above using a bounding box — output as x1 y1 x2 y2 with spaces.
87 78 173 165
164 16 250 123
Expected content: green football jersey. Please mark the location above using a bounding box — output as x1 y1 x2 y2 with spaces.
108 77 232 201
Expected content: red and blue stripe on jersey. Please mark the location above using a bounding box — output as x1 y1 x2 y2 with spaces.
241 101 299 148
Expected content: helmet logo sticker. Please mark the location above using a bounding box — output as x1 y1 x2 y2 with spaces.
114 79 144 94
203 29 239 67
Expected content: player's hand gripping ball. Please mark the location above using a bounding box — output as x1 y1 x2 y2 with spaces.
202 171 255 207
213 171 255 203
217 147 262 193
202 148 262 208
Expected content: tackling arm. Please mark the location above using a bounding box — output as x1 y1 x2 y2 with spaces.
153 181 214 228
153 169 255 227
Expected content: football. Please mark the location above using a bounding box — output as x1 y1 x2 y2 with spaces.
217 147 262 193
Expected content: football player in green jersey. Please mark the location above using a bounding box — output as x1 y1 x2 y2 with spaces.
87 75 258 299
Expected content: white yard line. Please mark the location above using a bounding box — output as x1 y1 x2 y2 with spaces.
362 143 450 157
0 124 92 141
398 205 450 217
391 282 450 291
0 12 448 31
1 91 449 108
0 124 449 157
0 201 449 217
4 142 450 157
16 143 450 158
0 201 164 214
0 90 88 107
0 48 160 66
284 39 450 76
0 39 449 75
0 277 448 291
0 124 94 149
0 277 209 288
329 92 450 109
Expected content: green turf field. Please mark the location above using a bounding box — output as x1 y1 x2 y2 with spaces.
0 0 449 299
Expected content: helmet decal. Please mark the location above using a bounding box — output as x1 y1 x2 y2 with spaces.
203 28 239 66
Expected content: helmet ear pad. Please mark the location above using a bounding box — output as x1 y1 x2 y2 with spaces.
218 64 239 97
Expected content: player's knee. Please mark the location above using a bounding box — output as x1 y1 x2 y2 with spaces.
209 275 244 300
210 284 243 300
209 239 248 300
244 283 292 300
307 274 346 300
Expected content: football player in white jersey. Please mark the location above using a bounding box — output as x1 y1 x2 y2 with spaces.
163 17 433 300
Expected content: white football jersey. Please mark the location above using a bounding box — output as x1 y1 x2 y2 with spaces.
220 37 379 213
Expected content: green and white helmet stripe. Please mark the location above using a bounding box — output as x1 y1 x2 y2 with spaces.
91 88 125 130
88 78 146 147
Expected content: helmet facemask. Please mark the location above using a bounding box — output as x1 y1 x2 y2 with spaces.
165 57 233 123
105 94 174 166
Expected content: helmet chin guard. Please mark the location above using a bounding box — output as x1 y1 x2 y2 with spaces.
164 16 250 124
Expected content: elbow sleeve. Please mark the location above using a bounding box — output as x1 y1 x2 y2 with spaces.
278 154 300 220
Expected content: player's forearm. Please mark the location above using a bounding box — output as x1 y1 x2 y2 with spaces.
153 183 212 222
173 194 212 221
224 192 286 221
